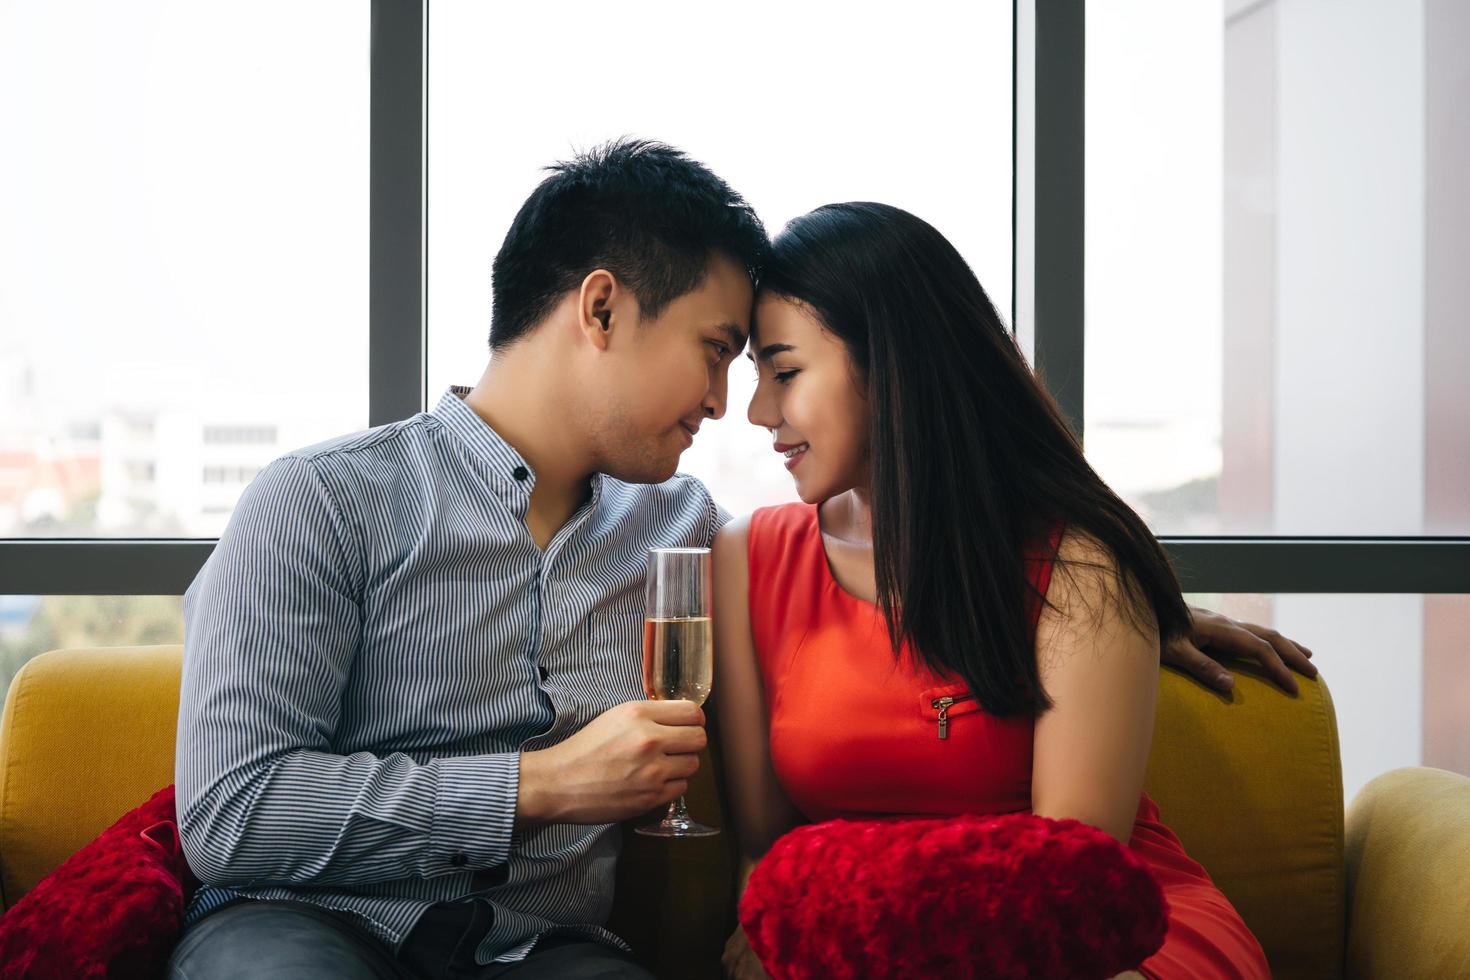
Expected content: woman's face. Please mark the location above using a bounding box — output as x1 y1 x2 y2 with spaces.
746 293 869 504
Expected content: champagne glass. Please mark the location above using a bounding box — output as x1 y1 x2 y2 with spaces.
635 546 718 838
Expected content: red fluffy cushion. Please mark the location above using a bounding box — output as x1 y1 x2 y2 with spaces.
0 784 200 979
739 812 1168 980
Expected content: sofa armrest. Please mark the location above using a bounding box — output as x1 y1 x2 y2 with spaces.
1344 766 1470 978
0 645 182 907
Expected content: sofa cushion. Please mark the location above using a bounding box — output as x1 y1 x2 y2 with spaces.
0 783 198 977
738 811 1167 979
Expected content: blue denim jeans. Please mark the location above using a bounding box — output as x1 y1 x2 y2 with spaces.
166 899 655 980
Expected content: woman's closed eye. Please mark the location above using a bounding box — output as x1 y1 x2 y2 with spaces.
746 352 800 383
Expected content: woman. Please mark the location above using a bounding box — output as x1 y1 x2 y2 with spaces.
714 203 1277 978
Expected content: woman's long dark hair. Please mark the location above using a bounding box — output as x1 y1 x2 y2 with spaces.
760 202 1191 716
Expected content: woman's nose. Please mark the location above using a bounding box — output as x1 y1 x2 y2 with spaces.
747 381 779 429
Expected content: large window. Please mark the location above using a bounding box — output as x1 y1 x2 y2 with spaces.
1084 0 1468 536
2 1 1467 800
1069 0 1469 787
0 1 369 539
425 0 1013 516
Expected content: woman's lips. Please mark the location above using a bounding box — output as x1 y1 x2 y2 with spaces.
776 442 809 471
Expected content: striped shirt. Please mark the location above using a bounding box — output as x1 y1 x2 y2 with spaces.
176 386 729 964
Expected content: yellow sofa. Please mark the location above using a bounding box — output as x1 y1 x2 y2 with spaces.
2 645 1468 978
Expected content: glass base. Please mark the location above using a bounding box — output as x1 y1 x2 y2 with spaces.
634 814 721 838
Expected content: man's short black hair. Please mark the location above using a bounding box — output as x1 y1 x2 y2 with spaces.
489 138 768 349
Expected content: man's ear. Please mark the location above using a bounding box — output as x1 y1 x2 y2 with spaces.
577 269 621 351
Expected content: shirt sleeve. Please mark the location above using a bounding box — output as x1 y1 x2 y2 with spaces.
704 487 734 544
175 454 520 888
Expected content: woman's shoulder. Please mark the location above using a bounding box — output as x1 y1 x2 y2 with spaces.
719 502 817 550
713 502 814 560
719 503 828 607
752 501 817 529
1037 525 1157 646
1048 525 1128 587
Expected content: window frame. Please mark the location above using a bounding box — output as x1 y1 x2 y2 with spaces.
2 0 1467 597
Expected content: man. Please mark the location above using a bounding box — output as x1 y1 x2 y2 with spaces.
169 139 1314 979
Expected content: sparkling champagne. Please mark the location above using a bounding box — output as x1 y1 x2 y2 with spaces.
642 616 713 705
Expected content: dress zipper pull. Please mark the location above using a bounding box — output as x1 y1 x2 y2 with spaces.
933 696 955 740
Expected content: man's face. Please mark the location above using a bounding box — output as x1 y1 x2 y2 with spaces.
589 253 753 483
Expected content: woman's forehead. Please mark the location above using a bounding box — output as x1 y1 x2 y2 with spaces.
753 293 821 339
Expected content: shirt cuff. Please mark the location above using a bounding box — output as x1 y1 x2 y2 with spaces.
429 752 521 872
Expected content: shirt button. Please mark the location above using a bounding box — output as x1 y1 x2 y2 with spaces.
450 851 468 867
512 465 529 481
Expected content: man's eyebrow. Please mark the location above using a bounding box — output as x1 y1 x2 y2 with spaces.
714 322 748 352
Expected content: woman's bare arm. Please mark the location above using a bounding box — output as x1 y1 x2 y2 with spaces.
1031 529 1161 844
711 515 805 862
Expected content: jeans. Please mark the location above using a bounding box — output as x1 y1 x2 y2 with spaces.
166 898 656 980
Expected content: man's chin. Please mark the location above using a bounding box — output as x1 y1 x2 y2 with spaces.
603 454 682 486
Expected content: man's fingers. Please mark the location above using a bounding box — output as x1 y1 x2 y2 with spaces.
674 754 703 779
1190 609 1299 692
1165 638 1234 692
1185 605 1230 643
1255 625 1317 674
656 725 709 755
1184 608 1317 690
1225 625 1299 695
640 698 706 726
1252 626 1319 678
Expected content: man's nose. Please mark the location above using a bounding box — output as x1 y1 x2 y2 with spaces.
703 371 728 420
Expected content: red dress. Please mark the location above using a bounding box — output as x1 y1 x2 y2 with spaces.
746 503 1270 980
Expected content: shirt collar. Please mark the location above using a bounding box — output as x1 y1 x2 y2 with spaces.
432 386 603 508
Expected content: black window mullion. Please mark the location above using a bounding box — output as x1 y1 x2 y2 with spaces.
0 541 216 595
369 0 427 426
1030 0 1085 441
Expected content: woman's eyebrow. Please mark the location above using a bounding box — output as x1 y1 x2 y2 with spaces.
755 342 796 362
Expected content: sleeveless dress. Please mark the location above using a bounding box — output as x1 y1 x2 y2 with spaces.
746 503 1270 980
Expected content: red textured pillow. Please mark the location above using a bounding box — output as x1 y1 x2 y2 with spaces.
739 812 1168 980
0 784 200 979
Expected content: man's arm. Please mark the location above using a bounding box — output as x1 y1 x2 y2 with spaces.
175 455 521 888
